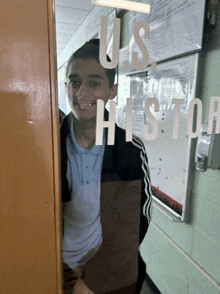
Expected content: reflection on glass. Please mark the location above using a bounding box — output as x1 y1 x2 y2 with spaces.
55 3 152 293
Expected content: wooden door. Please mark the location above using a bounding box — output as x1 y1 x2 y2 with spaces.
0 0 62 293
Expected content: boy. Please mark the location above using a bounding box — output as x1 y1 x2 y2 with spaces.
60 39 152 294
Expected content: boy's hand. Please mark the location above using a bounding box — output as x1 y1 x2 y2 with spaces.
73 278 94 294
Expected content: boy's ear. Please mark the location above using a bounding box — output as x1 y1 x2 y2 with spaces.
65 82 68 94
109 84 118 100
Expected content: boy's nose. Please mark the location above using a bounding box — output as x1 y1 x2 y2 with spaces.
76 84 90 99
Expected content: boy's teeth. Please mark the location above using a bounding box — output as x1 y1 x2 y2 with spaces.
78 102 95 106
73 100 96 108
77 102 96 109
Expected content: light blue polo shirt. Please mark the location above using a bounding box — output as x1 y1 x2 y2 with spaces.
62 124 105 269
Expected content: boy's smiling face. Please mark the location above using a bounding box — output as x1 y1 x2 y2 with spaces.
66 58 117 122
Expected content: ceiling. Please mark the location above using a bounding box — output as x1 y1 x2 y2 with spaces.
55 0 95 55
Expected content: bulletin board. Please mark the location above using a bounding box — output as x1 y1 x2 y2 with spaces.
115 0 206 221
116 49 199 221
129 0 206 66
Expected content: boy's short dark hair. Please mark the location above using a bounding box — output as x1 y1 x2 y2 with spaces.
66 39 116 88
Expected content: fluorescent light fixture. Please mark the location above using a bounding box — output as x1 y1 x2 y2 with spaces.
91 0 150 14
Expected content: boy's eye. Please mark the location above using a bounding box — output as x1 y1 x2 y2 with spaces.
90 81 100 87
69 81 81 87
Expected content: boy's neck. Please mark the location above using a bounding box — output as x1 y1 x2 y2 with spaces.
73 117 97 150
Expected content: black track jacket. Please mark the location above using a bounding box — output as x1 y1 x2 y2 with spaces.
60 110 152 294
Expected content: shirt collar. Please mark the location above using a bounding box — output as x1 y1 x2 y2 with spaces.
69 121 105 156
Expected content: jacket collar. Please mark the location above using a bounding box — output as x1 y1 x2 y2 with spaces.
60 109 127 179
